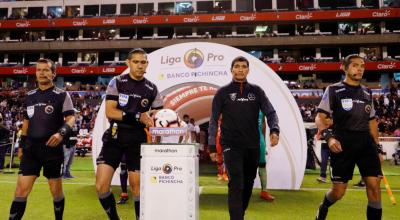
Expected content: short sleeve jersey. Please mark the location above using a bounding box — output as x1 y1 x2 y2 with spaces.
317 81 375 132
106 74 163 128
24 87 74 138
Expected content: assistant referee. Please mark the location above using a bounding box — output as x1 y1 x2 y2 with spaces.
315 54 384 220
8 58 75 220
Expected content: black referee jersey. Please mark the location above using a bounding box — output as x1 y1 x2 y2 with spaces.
105 74 163 130
317 81 375 132
24 86 74 139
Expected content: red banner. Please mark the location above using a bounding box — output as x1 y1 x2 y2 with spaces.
0 66 127 75
0 62 398 75
267 61 400 72
0 8 399 29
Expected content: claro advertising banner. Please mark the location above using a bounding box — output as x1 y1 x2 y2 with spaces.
1 61 399 75
0 8 399 29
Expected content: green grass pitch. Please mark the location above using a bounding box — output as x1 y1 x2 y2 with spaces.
0 157 399 220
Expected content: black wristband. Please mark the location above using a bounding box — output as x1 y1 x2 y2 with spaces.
122 112 141 123
320 129 334 142
58 124 72 137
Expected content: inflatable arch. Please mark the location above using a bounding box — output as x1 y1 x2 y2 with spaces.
92 42 307 189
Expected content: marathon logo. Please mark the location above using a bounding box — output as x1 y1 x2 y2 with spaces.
154 148 178 153
298 64 317 71
132 17 148 24
13 68 28 74
240 14 256 21
102 19 115 25
335 12 351 18
150 127 187 136
183 16 200 23
295 12 313 20
71 67 87 74
72 19 88 26
377 62 396 69
372 10 391 17
16 21 31 28
211 15 225 21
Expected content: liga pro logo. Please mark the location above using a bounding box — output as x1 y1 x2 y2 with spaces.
162 163 173 174
184 49 204 69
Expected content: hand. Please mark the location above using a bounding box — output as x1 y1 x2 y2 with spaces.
140 112 154 127
148 109 160 117
46 133 63 147
270 133 279 147
17 148 23 160
327 138 342 153
209 153 217 162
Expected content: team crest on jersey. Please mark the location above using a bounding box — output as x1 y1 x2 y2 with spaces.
45 105 54 114
141 99 149 107
27 106 34 118
248 93 256 101
118 94 129 107
365 104 372 113
341 98 353 111
229 93 237 101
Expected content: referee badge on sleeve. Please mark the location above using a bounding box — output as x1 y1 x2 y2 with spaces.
27 105 35 118
341 98 353 111
118 94 129 107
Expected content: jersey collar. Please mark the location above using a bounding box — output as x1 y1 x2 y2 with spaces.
342 81 361 88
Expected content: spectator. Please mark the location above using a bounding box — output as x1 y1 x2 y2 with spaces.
0 113 11 171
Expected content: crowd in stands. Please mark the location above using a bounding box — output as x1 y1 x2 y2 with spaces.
0 83 398 137
0 86 101 137
375 88 400 136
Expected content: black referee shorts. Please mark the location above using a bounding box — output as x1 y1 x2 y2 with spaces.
19 138 64 179
329 131 382 183
96 128 146 172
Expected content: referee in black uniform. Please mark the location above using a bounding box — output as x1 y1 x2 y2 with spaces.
208 56 280 220
95 48 163 220
8 58 75 220
315 54 384 220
